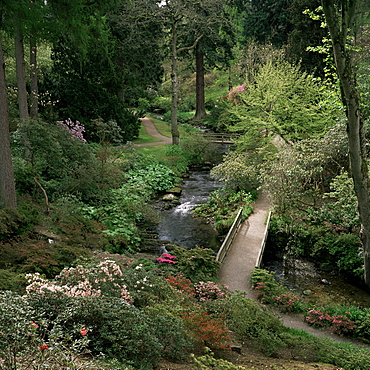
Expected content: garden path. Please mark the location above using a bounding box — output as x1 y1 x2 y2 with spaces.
135 116 172 146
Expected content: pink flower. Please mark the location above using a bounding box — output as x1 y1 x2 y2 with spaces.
162 253 177 260
156 257 177 265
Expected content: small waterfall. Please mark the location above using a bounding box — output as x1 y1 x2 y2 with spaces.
156 170 222 250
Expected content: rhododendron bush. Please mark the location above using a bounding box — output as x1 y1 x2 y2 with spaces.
26 259 132 303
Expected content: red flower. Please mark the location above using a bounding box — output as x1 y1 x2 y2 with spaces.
80 327 87 336
39 344 49 351
30 321 39 328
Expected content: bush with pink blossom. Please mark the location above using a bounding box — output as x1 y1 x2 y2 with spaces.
194 281 228 302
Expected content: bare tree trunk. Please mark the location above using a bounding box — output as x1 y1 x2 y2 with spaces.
14 22 29 121
171 17 180 145
322 0 370 286
193 44 206 121
0 31 17 209
30 36 38 119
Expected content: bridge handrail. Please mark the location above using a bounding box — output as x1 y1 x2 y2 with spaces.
216 208 243 263
255 211 272 268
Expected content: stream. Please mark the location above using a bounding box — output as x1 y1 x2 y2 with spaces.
156 169 222 250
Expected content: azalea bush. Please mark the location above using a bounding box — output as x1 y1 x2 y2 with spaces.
305 308 356 335
166 273 196 297
121 263 174 308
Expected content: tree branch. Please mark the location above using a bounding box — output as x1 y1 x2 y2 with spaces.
177 34 203 53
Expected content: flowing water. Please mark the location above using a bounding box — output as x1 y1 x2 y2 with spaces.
156 169 222 250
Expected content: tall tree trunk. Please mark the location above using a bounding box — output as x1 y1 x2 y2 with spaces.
193 44 206 121
322 0 370 286
171 17 180 145
0 30 17 209
29 36 38 119
14 22 29 121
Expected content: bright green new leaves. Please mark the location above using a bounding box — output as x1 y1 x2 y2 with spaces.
229 61 342 142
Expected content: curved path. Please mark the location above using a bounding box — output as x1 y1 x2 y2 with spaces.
135 116 172 146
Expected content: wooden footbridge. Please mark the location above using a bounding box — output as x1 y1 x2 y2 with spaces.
198 132 240 144
217 194 271 299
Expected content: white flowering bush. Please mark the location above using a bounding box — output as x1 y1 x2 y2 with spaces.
122 263 173 308
26 259 132 303
194 281 228 302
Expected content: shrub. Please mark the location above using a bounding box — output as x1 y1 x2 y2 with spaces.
166 273 196 298
194 281 228 302
250 268 304 313
191 348 245 369
121 265 174 308
0 207 30 241
144 304 193 361
305 308 356 335
211 293 284 340
181 308 230 349
171 246 220 282
126 164 176 192
26 292 162 368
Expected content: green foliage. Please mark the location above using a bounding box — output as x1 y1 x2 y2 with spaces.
11 119 121 204
179 134 220 165
228 60 342 142
209 293 284 341
193 189 254 234
170 246 220 283
144 304 193 360
250 268 304 313
164 145 190 175
260 123 348 216
28 293 163 369
121 265 174 308
192 349 245 369
0 207 31 240
126 164 176 192
210 151 261 192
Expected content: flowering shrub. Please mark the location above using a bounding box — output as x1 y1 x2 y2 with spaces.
274 293 301 313
166 274 196 297
58 118 87 143
194 281 228 302
157 253 177 265
305 309 356 335
0 291 94 369
26 259 133 303
122 265 173 308
251 268 303 313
